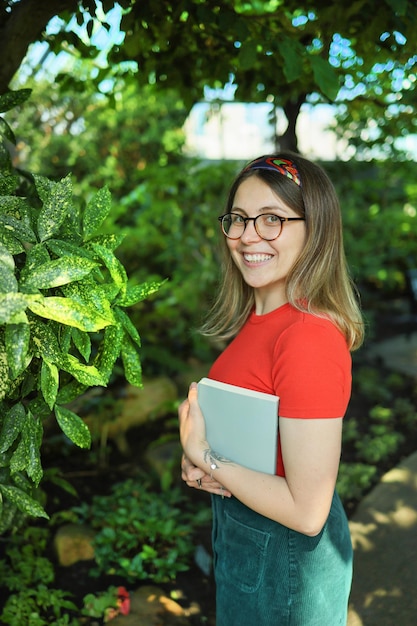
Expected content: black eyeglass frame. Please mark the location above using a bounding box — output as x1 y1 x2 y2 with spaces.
218 212 305 241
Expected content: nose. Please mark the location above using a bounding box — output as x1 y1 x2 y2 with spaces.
240 218 261 243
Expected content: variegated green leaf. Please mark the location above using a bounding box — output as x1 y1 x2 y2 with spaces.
71 327 91 362
116 279 164 307
41 360 59 410
0 265 17 293
114 307 141 346
5 320 30 377
86 232 125 251
0 173 19 195
35 174 73 242
0 214 36 244
10 411 43 485
62 354 108 387
121 336 142 387
0 89 32 114
25 243 51 268
0 403 26 453
62 281 117 319
10 435 27 475
0 229 24 254
0 484 48 519
22 256 98 290
90 243 127 288
0 195 32 221
27 295 115 331
94 323 124 382
0 242 15 270
0 335 9 401
60 325 72 354
56 379 87 404
20 244 51 285
0 117 15 144
0 292 29 323
29 317 62 364
83 186 112 239
55 405 91 449
47 238 95 260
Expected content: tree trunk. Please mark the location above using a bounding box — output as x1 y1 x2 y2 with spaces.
0 0 78 94
275 94 306 154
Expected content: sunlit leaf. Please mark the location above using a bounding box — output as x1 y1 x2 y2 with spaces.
71 327 91 362
85 232 125 251
0 292 29 323
0 484 48 519
35 174 73 242
90 243 127 288
83 186 112 239
41 360 59 410
116 279 164 307
55 405 91 449
23 256 98 289
5 319 30 377
62 354 108 386
27 295 115 331
29 317 62 364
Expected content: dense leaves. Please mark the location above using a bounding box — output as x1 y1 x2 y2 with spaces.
0 90 162 530
2 0 416 153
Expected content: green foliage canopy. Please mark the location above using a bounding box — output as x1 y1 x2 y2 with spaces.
2 0 417 152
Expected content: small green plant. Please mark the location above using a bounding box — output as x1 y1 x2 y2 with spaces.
72 476 212 584
82 585 130 622
337 462 378 503
0 526 78 625
0 89 162 531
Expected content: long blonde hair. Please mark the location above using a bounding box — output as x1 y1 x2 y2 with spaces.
201 153 364 351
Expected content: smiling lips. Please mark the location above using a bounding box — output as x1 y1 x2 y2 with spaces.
243 253 274 263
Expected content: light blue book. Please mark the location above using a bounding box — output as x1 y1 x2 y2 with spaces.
197 377 279 474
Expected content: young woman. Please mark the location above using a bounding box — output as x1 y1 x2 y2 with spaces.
179 153 364 625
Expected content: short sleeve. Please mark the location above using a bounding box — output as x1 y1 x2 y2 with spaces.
272 318 351 418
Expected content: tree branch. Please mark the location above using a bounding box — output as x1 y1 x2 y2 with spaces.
0 0 79 94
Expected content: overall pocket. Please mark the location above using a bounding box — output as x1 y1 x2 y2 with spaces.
215 508 271 594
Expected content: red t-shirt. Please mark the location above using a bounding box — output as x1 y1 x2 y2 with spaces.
208 303 351 476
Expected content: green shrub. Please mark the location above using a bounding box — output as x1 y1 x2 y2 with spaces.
71 476 212 584
0 526 78 625
0 89 162 530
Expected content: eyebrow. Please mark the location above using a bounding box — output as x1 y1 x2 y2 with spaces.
231 205 292 216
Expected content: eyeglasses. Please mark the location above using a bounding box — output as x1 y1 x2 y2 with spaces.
218 212 305 241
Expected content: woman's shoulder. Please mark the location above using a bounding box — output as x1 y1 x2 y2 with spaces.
280 308 349 352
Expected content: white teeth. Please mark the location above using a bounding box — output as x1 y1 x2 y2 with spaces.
244 253 272 262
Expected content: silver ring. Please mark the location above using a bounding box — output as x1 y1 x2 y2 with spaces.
196 478 202 488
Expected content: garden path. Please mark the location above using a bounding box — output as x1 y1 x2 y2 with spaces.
348 331 417 625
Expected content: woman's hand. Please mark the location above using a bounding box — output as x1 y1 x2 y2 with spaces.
179 382 231 498
181 454 231 497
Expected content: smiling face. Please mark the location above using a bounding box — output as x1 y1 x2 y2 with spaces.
226 175 306 314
